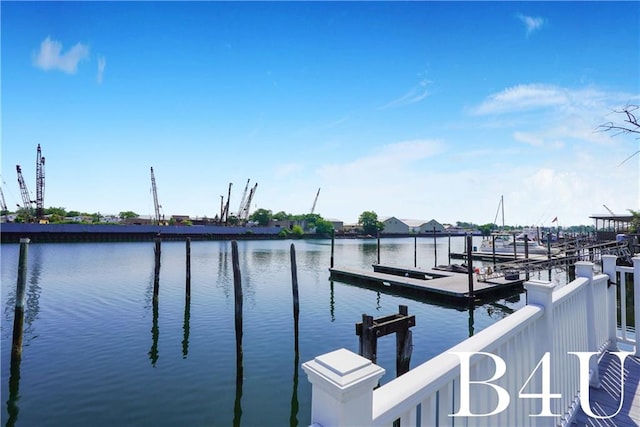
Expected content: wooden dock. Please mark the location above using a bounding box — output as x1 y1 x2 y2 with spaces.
572 351 640 426
329 264 523 301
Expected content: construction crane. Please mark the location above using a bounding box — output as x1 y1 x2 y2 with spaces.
239 182 258 222
150 167 164 225
603 204 616 216
221 182 232 225
35 144 45 220
0 186 7 221
16 165 34 222
310 187 321 214
237 179 251 218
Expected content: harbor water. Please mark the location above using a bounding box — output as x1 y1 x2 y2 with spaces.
1 236 569 426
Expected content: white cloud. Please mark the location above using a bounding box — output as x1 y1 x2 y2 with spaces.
97 55 106 84
33 36 90 74
381 79 431 109
472 84 568 115
517 14 545 36
274 162 304 178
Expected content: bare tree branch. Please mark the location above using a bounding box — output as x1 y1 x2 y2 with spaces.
598 104 640 137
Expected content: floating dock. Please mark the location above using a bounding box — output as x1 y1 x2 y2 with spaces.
329 264 523 302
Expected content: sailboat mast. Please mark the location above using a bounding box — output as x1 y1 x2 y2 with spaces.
501 195 504 228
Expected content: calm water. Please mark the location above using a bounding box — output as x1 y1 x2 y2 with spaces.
1 237 568 427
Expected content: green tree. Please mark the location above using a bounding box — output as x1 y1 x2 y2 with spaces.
272 211 291 221
478 223 498 236
67 210 81 217
358 211 383 235
314 218 334 235
45 207 67 217
291 224 304 237
119 211 139 219
249 208 273 226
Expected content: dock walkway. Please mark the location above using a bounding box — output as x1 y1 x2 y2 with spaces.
572 352 640 426
329 264 523 301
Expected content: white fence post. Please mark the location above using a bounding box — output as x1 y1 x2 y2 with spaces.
525 279 555 350
634 256 640 357
524 279 555 425
601 255 619 351
302 348 385 427
575 261 600 388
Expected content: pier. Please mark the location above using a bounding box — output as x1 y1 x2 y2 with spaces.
329 264 523 302
305 255 640 426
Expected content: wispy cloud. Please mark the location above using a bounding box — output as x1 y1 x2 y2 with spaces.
472 84 568 115
517 14 545 36
33 36 90 74
319 139 442 179
380 78 431 109
97 55 106 84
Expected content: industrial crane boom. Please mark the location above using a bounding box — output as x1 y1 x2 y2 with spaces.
237 179 250 218
0 186 7 213
16 165 33 220
310 187 321 214
240 182 258 221
150 167 162 225
36 144 45 220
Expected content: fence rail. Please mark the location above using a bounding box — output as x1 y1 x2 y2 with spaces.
303 255 640 427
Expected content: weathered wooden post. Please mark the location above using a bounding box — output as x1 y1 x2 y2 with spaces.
330 228 335 269
290 244 301 426
377 231 380 265
513 232 517 260
153 237 161 301
547 232 552 281
414 235 417 267
433 227 437 268
231 240 244 427
11 238 29 363
231 241 243 353
396 305 412 376
524 234 530 280
290 244 300 352
359 314 376 363
448 233 451 265
356 305 415 378
466 234 474 299
185 237 191 299
492 234 497 266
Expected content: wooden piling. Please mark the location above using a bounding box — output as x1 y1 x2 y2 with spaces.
290 244 300 352
357 305 415 378
153 237 161 301
448 233 451 265
359 314 376 363
466 234 474 299
433 227 437 268
414 236 417 268
377 231 380 264
231 240 244 426
185 237 191 299
396 305 412 377
330 229 335 269
524 235 530 280
512 232 517 260
231 241 243 353
11 238 29 363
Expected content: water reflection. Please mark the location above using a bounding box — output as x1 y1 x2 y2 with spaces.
149 299 159 366
329 281 335 322
182 297 190 359
5 349 20 427
24 246 42 341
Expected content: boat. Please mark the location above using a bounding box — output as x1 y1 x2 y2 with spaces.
480 235 553 255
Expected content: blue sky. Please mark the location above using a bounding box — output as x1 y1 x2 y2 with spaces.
2 1 639 226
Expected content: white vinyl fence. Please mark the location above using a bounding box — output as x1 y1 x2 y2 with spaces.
303 256 640 427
